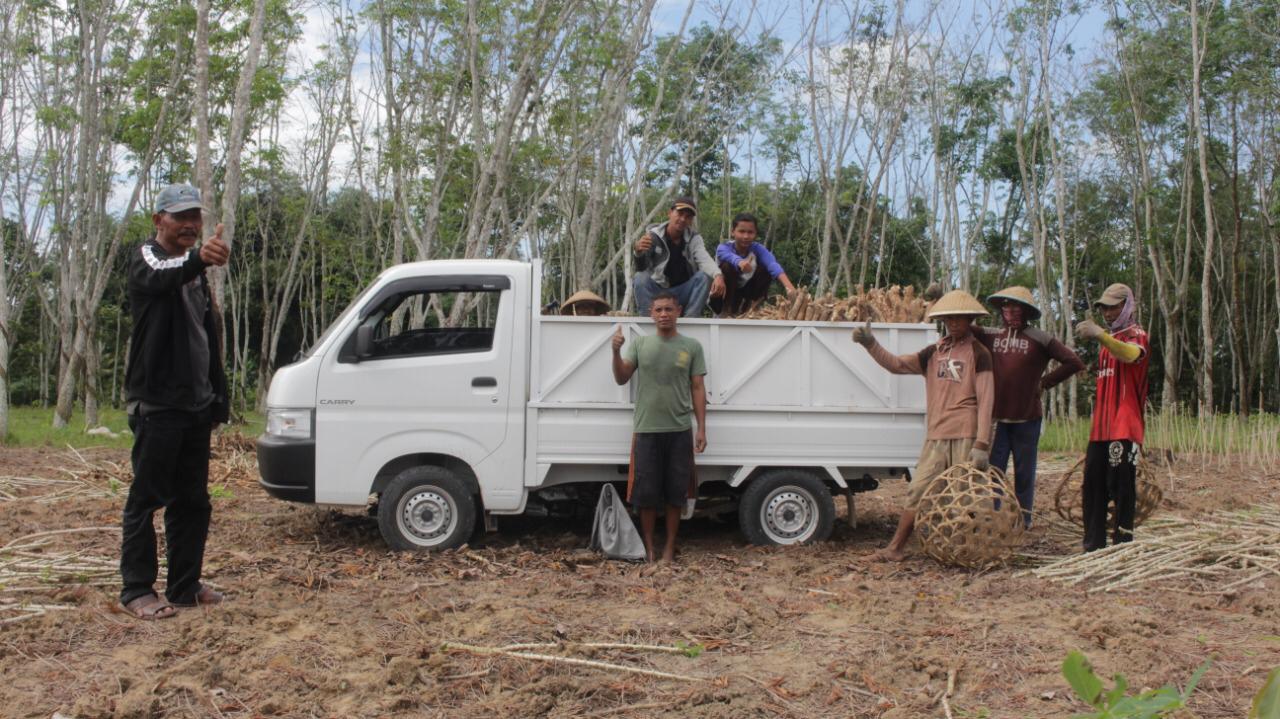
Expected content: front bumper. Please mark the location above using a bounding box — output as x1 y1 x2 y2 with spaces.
256 435 316 503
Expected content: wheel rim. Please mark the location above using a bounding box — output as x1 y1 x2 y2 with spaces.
397 487 457 546
760 485 818 544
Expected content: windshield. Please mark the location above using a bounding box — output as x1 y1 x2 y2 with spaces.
302 277 383 359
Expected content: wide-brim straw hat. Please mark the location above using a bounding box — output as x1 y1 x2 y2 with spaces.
560 289 611 316
986 285 1041 321
927 289 989 319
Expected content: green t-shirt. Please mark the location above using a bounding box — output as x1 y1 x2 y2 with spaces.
623 333 707 433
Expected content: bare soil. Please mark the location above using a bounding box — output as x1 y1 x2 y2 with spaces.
1 438 1276 718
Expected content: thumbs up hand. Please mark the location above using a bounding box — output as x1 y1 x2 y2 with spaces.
200 223 229 266
852 320 875 348
611 326 625 352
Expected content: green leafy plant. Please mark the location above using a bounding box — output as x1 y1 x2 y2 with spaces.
1251 667 1280 719
674 640 704 658
1062 651 1209 718
210 484 234 500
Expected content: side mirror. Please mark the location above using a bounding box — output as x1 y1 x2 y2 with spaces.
355 324 373 360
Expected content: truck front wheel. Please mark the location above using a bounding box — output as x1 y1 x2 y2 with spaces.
739 470 835 546
378 467 477 551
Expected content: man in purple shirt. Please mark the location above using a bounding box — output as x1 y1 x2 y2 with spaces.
711 212 796 317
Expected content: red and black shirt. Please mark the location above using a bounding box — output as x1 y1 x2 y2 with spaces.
1089 325 1149 443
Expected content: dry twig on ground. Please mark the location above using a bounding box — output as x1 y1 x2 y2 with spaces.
0 526 120 620
1024 504 1280 593
443 641 703 682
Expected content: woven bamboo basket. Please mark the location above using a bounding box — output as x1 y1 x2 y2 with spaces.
1052 454 1163 529
915 463 1026 569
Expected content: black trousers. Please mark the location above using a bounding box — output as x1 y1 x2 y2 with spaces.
120 408 214 605
1082 439 1138 552
710 260 773 317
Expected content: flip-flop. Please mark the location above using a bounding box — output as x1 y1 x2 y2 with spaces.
170 585 224 608
121 593 176 620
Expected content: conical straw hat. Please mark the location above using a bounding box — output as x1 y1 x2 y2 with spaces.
986 285 1041 321
561 289 611 316
927 289 989 319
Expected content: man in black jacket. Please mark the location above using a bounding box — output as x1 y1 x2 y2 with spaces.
119 184 230 619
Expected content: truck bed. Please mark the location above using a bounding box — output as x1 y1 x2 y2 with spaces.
526 311 937 488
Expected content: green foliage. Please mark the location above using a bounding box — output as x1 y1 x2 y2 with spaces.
1251 668 1280 719
675 640 704 658
1062 651 1209 718
1041 411 1280 464
1 407 264 449
632 24 781 194
2 407 133 449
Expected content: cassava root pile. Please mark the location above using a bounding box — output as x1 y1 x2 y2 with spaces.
740 285 931 323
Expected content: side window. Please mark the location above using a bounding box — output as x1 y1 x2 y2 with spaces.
361 289 501 359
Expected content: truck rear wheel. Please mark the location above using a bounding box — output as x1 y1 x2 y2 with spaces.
378 467 477 551
739 470 835 546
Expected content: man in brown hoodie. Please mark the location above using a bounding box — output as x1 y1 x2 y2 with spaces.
853 290 995 561
976 287 1084 527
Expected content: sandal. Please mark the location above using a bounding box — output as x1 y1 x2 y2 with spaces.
121 593 176 620
170 585 224 608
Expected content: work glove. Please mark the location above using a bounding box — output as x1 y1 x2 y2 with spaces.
851 321 876 348
923 282 943 302
968 447 990 471
1074 319 1104 341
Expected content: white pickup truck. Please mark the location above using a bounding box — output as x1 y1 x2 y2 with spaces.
257 259 937 550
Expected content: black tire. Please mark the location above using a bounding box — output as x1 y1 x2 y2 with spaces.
377 466 477 551
739 469 836 546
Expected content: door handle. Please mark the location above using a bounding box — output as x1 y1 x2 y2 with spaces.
471 377 497 388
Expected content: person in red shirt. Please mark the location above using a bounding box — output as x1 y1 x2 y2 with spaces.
1075 283 1149 551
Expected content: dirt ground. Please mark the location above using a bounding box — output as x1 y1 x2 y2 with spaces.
1 437 1277 719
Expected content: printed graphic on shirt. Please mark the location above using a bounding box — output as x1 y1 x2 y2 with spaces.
676 350 689 369
936 358 966 383
1090 326 1150 443
141 244 188 270
991 334 1030 355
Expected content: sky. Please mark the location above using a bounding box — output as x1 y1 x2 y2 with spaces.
91 0 1116 222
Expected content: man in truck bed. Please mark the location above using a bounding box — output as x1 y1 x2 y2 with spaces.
853 290 995 561
611 292 708 562
632 196 725 317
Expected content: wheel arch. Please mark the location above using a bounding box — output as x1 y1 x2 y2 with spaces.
730 465 845 491
371 453 480 503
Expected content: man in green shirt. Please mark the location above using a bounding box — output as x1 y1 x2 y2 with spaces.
611 292 708 562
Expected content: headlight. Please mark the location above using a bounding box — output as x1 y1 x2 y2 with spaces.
265 408 313 439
